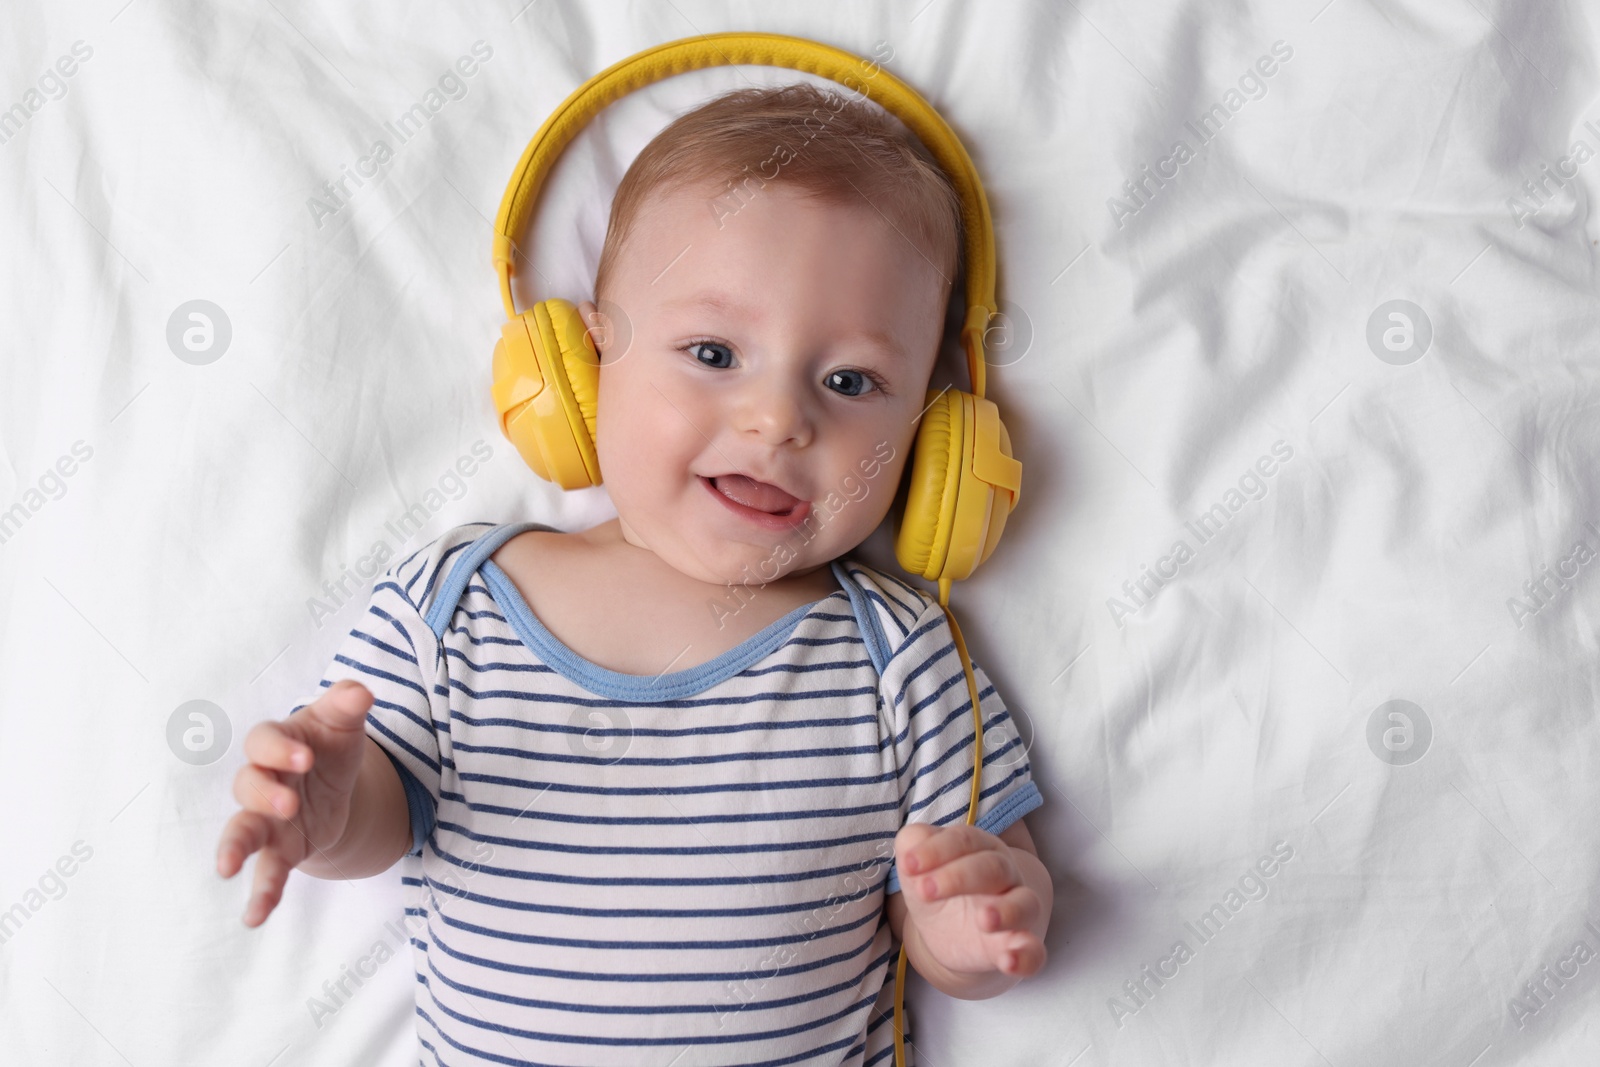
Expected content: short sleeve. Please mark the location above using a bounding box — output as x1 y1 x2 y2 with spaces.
880 604 1044 896
293 553 447 858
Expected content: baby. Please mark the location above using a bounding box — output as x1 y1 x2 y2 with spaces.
216 82 1050 1066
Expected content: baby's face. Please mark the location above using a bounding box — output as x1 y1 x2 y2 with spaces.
580 179 950 589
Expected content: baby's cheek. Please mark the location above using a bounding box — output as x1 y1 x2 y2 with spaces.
593 371 641 448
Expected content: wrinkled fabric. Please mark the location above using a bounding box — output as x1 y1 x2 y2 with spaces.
2 2 1598 1065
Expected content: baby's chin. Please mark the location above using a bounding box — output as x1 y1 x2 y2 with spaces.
675 538 831 589
617 513 840 589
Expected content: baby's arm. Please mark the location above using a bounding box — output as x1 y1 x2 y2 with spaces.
215 680 412 926
295 735 412 880
887 815 1052 1000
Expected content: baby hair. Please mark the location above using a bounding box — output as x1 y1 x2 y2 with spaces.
593 81 963 305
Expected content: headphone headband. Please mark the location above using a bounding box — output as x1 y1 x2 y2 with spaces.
491 31 997 398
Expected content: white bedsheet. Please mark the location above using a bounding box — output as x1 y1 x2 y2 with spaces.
3 1 1598 1064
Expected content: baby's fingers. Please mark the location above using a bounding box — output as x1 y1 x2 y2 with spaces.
912 847 1015 904
243 842 295 928
216 809 272 878
978 884 1042 935
994 931 1047 977
232 763 298 821
242 719 313 774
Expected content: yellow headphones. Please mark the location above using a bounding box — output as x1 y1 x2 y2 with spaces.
487 32 1022 1066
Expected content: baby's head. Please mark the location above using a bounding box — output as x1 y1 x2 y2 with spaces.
580 82 962 589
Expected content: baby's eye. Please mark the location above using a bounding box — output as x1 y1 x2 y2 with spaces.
684 340 735 369
825 369 887 397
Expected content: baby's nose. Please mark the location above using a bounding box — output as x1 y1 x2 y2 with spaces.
730 376 812 445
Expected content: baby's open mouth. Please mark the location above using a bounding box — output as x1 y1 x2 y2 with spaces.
706 474 803 516
711 474 802 514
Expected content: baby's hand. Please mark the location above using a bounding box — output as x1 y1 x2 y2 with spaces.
893 822 1046 979
215 680 374 927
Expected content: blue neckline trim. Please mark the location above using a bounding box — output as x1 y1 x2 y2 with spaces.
479 557 857 703
834 561 895 676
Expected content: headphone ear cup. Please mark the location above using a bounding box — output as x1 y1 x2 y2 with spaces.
894 389 1020 583
489 298 602 489
896 390 959 581
543 298 601 456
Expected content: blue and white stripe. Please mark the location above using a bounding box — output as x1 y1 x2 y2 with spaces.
302 521 1043 1066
